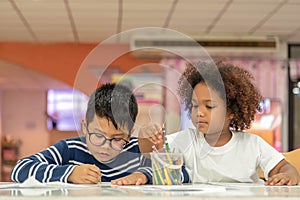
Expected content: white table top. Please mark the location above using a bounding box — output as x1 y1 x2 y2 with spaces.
0 182 300 200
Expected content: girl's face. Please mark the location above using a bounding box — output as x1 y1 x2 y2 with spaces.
191 83 231 135
82 116 130 162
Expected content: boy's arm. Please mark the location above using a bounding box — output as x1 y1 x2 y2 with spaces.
181 165 191 183
111 171 148 185
136 154 153 184
110 152 152 185
265 159 300 186
10 140 76 183
111 159 191 185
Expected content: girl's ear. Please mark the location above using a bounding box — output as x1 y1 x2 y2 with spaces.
81 119 88 136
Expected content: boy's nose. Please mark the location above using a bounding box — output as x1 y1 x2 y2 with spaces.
101 140 111 149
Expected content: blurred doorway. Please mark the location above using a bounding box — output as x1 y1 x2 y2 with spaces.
288 44 300 150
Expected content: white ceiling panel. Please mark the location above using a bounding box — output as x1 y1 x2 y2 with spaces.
70 1 118 42
1 0 300 90
1 0 299 43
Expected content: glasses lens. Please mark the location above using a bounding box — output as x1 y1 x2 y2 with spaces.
111 139 126 151
89 133 106 146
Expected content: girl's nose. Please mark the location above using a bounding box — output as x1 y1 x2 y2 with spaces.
197 106 205 117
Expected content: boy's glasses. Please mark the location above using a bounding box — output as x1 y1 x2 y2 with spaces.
87 130 128 151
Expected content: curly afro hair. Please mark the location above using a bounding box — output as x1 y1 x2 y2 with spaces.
178 60 263 131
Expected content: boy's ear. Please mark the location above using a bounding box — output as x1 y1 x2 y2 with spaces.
81 119 88 136
126 127 134 139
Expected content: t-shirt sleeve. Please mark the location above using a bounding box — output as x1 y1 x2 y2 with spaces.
257 137 285 179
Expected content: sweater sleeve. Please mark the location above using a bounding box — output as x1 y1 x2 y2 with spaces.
181 165 191 183
10 140 76 183
136 154 153 184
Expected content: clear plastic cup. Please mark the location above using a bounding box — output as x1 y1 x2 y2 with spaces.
150 152 183 185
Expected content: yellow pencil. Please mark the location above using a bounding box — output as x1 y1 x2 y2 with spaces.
152 156 165 185
163 167 172 185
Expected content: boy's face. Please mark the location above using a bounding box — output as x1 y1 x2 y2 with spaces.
190 83 231 135
82 116 130 162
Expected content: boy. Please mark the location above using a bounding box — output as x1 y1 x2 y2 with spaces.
10 83 152 185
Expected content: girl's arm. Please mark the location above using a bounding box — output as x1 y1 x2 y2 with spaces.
265 159 300 186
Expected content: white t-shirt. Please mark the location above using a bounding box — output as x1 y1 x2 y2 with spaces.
166 128 284 183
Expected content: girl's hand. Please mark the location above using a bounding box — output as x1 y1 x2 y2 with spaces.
265 172 298 186
139 123 164 145
111 172 148 185
266 159 299 186
67 164 101 184
138 123 165 154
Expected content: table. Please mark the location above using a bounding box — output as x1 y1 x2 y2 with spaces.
0 182 300 200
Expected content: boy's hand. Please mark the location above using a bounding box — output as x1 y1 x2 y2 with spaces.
265 173 299 186
68 164 101 184
111 172 148 185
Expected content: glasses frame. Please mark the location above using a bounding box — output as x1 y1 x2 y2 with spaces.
86 127 129 151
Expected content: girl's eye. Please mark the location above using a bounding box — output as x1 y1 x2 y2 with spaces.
206 105 216 109
192 104 199 108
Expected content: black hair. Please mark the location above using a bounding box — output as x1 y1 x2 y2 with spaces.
86 83 138 134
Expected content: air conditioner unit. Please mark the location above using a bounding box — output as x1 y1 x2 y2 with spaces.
130 35 279 59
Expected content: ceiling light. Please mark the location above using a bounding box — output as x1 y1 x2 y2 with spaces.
292 87 299 95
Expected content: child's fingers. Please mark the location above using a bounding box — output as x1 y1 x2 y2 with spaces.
275 178 287 186
111 178 128 185
135 178 144 185
90 165 101 176
151 131 163 144
82 167 101 183
265 174 297 186
139 123 162 139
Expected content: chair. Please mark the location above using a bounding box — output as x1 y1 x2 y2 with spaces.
258 148 300 179
282 148 300 174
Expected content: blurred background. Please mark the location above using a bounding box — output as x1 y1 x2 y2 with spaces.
0 0 300 181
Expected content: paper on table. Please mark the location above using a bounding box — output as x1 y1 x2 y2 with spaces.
0 176 101 189
208 182 300 188
208 182 265 188
119 184 226 194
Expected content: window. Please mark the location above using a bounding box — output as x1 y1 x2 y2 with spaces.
47 89 88 131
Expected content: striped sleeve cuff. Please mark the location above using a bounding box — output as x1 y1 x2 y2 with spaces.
137 167 152 184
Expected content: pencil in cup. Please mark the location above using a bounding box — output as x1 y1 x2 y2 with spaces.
162 135 181 184
150 152 183 185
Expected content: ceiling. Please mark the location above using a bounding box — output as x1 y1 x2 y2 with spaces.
1 0 300 43
1 0 300 90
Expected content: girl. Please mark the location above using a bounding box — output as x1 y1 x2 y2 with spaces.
140 60 299 186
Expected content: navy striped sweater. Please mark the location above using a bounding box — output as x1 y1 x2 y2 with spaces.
10 136 153 184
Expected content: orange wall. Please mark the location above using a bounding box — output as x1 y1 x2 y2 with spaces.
0 42 158 94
